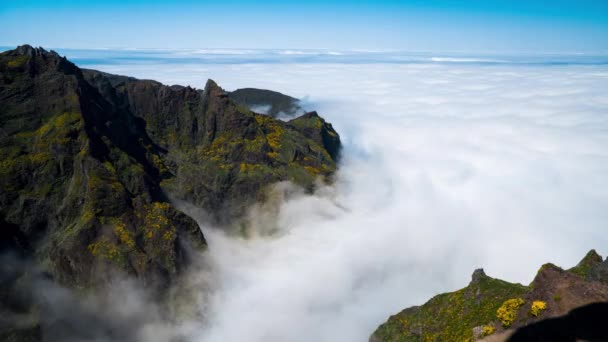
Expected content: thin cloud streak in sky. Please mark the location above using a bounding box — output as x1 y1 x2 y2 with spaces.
72 58 608 341
42 48 608 67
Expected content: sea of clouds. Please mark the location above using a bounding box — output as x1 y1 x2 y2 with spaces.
50 51 608 341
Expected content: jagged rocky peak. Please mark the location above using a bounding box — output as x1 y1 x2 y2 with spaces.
573 249 603 269
14 44 50 56
3 44 81 88
470 268 487 284
204 78 226 97
567 248 608 283
9 44 63 64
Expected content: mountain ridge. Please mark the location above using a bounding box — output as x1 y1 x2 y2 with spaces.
370 249 608 342
0 44 341 341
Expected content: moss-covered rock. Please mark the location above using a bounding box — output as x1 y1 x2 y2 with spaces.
82 73 341 225
1 44 342 341
2 44 341 284
0 45 206 290
568 249 602 278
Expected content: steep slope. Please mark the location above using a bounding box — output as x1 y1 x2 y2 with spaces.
370 250 608 342
82 69 341 225
1 45 341 285
0 45 206 288
0 45 207 341
1 45 342 341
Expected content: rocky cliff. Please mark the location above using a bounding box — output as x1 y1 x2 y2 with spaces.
0 45 341 340
81 68 340 226
370 250 608 342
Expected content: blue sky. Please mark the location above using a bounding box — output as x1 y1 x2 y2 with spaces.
1 0 607 53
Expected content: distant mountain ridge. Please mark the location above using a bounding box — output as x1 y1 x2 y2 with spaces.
227 88 303 117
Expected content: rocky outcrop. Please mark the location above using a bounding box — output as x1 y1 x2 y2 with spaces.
82 70 340 226
288 111 341 162
370 250 608 342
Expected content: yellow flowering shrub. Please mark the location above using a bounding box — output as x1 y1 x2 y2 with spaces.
530 300 547 317
114 221 135 248
496 298 525 328
482 325 495 337
88 237 122 263
266 125 284 150
142 202 172 239
240 162 263 174
151 154 168 174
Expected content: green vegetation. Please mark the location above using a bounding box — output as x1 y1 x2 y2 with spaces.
0 46 338 302
0 48 271 342
88 236 126 267
289 113 324 130
372 274 528 341
165 108 337 222
372 250 608 342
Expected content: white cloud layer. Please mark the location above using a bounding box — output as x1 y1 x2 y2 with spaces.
89 61 608 341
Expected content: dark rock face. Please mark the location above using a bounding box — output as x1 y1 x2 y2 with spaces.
370 250 608 342
288 111 341 162
0 45 341 340
567 248 604 280
508 302 608 342
471 268 487 284
82 70 341 225
1 45 206 289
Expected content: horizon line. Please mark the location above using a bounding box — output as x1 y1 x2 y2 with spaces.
2 44 608 57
